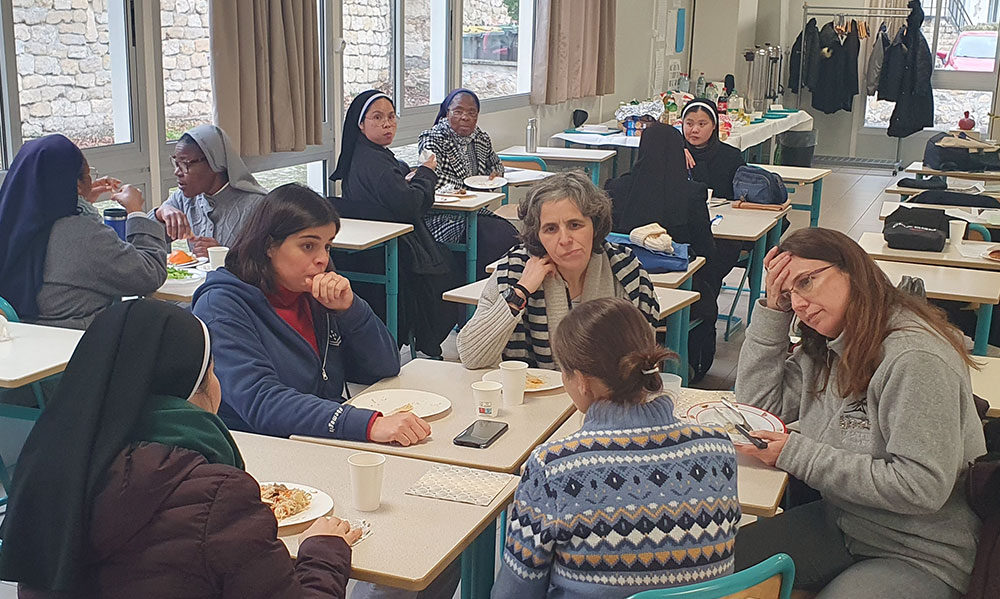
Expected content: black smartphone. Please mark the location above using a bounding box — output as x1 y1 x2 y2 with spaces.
453 420 509 448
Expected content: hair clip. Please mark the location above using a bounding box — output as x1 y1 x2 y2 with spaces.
642 366 659 375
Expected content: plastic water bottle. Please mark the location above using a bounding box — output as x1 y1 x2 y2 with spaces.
677 73 689 93
525 118 538 153
696 72 706 97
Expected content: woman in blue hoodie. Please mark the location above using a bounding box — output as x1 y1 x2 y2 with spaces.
192 183 429 445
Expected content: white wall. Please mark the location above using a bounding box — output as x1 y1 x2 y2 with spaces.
691 0 758 93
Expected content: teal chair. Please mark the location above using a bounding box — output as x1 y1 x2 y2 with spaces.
969 222 992 242
627 553 795 599
498 155 549 205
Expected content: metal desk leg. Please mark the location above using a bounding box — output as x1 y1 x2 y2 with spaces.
466 211 480 319
588 161 601 186
974 303 994 356
461 520 497 599
384 239 399 344
746 236 767 324
665 309 684 383
809 180 823 227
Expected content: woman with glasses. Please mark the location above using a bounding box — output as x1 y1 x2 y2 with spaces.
417 88 518 276
733 227 985 599
0 134 167 330
153 124 267 257
330 90 461 358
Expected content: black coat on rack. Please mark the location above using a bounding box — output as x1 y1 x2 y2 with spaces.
811 21 860 114
887 1 934 138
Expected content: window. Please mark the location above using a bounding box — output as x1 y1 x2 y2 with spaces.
160 0 213 142
460 0 533 100
400 0 448 109
254 161 328 192
342 0 394 110
13 0 135 149
864 0 999 133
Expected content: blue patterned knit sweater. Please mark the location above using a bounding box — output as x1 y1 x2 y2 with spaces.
491 395 740 599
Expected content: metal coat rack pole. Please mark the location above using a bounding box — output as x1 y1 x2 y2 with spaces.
798 3 913 173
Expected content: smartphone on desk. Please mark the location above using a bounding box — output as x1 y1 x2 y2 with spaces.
453 420 509 448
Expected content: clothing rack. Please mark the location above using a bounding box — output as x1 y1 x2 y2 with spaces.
797 3 913 173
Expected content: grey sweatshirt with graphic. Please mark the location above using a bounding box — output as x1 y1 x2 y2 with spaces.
736 302 985 593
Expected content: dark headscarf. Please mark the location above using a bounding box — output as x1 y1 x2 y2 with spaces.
682 98 721 165
330 90 394 182
0 134 83 318
0 300 242 591
434 88 480 125
612 123 693 231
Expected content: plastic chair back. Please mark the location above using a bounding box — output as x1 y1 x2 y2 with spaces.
0 296 19 322
499 155 548 171
627 553 795 599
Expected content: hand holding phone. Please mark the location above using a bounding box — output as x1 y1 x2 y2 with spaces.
453 420 509 448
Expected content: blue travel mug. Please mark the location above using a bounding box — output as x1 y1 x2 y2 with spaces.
103 207 127 241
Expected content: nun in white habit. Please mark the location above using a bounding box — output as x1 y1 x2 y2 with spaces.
152 124 267 256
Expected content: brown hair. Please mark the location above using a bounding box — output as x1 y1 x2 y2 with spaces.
517 171 612 257
778 228 977 398
226 183 340 292
551 298 676 405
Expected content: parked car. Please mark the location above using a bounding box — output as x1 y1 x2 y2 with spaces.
937 30 997 72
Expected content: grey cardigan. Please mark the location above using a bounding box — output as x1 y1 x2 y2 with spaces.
737 302 985 593
156 184 264 246
33 214 168 330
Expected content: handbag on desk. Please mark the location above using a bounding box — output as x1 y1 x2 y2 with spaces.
883 206 949 252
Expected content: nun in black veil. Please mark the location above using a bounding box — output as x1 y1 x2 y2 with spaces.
329 90 461 357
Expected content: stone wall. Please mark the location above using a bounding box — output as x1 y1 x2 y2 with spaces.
160 0 213 138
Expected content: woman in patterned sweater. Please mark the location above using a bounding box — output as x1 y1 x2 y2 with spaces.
492 298 740 599
417 89 517 273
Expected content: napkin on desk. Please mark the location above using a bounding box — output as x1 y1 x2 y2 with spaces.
405 464 513 506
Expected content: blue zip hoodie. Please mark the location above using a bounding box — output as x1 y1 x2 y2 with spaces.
191 268 400 440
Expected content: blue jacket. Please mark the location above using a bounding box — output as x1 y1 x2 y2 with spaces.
191 268 400 440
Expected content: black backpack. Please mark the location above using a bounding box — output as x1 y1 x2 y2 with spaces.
923 132 1000 172
733 165 788 205
909 189 1000 209
883 206 949 252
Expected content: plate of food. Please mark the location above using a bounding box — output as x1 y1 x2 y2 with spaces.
167 249 202 267
464 175 508 190
982 247 1000 262
260 482 334 527
686 401 786 445
347 388 451 419
481 368 563 392
165 266 206 283
436 184 473 199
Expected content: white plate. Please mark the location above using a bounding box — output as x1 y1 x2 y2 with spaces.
686 401 786 445
161 268 206 286
464 175 508 190
348 388 452 419
434 196 463 203
260 482 334 527
481 368 563 392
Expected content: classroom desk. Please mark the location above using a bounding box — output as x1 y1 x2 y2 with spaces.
858 232 1000 272
441 280 699 380
544 388 789 518
151 272 204 303
496 146 616 186
751 163 832 227
432 192 504 281
875 260 1000 355
292 359 575 475
484 256 706 290
329 218 414 343
970 356 1000 418
905 161 1000 182
235 431 517 598
879 201 982 221
0 322 84 389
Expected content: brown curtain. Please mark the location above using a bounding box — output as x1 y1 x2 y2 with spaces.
209 0 322 157
531 0 616 105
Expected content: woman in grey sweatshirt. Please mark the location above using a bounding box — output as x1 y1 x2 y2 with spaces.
733 228 985 599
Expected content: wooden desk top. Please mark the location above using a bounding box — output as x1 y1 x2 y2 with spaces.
544 388 789 518
710 205 782 242
649 256 706 289
905 161 1000 182
875 260 1000 304
751 164 832 184
234 431 517 591
292 359 576 474
0 322 84 388
970 356 1000 418
432 191 504 212
498 145 617 162
332 218 414 251
443 279 699 320
859 232 1000 271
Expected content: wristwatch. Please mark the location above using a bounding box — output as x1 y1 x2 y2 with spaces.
504 284 530 312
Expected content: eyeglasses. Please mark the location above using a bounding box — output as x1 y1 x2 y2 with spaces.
449 108 479 120
364 112 397 126
777 264 835 311
170 155 207 174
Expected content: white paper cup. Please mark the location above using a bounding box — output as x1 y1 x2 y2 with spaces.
348 452 386 512
208 246 230 270
660 373 682 396
949 220 967 245
499 360 528 406
472 380 503 418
